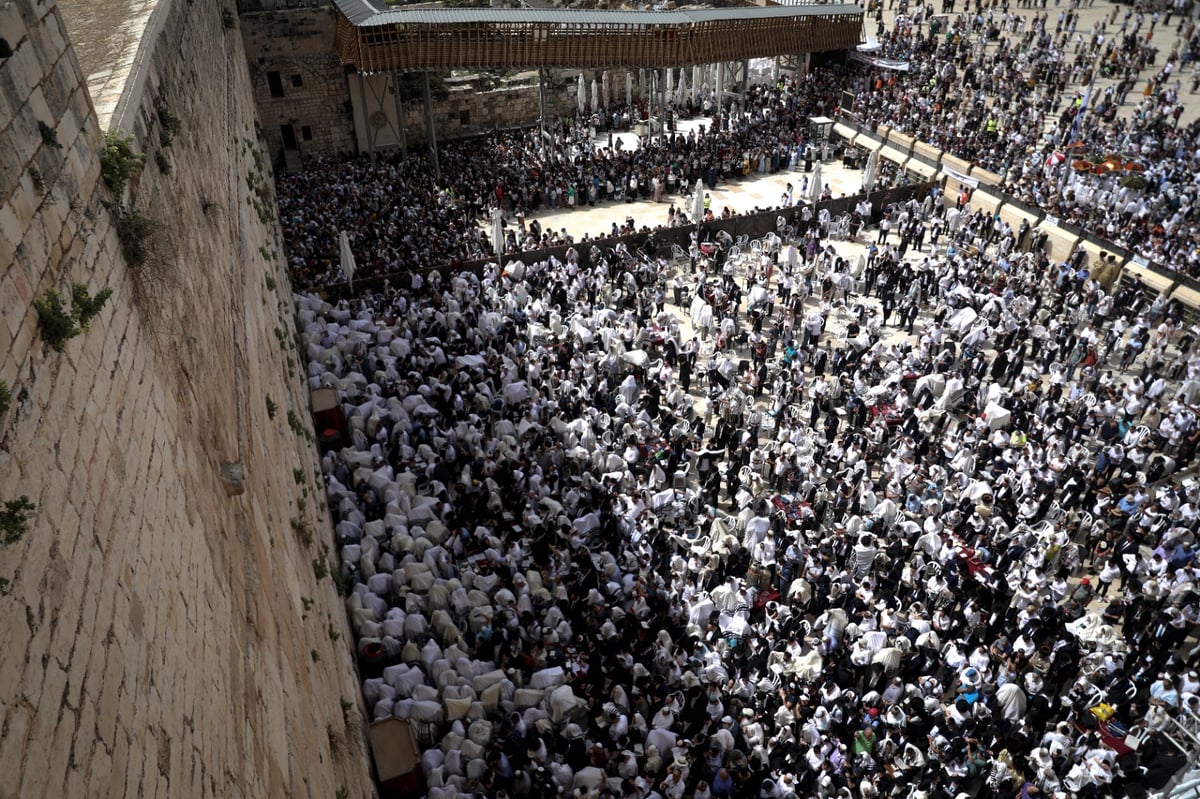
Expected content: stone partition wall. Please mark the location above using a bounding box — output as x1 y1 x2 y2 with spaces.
0 1 375 797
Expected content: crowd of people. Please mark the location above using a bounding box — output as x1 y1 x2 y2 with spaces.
272 3 1200 798
850 0 1200 276
276 72 865 290
295 168 1200 798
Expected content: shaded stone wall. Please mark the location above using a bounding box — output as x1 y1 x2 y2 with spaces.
0 1 374 796
239 8 583 166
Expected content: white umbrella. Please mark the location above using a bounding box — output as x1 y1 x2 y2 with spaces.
602 70 610 109
676 71 689 105
338 230 356 287
692 65 701 103
809 162 823 205
692 178 705 224
863 148 880 193
577 74 586 114
626 71 632 106
591 79 600 113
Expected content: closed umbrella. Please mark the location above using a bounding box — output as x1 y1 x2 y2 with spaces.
863 149 879 193
692 178 706 225
809 162 823 205
339 230 356 287
491 209 505 268
577 74 586 114
591 79 599 113
626 71 632 106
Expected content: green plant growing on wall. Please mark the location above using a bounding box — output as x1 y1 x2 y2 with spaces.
37 120 61 149
100 131 144 199
155 151 172 175
265 396 278 419
0 496 35 545
292 518 313 547
34 285 113 352
287 410 309 438
114 208 159 268
328 725 346 760
34 290 76 351
312 553 329 580
71 284 113 330
156 101 182 148
0 380 10 417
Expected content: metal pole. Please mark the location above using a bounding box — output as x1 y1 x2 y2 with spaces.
422 71 440 181
391 70 407 157
650 69 658 143
356 71 376 163
740 59 749 117
662 67 672 139
538 68 547 155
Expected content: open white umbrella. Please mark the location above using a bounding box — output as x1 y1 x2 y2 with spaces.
338 230 356 287
809 162 823 205
692 178 705 224
577 74 586 114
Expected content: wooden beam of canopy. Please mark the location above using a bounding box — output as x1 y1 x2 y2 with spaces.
333 2 864 73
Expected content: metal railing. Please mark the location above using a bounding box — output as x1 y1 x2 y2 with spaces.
834 113 1200 304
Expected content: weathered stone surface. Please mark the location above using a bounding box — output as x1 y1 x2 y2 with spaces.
0 1 373 797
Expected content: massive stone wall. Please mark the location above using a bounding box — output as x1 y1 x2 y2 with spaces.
239 8 582 166
0 1 374 797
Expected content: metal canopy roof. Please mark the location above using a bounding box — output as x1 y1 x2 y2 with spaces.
333 0 864 71
335 1 863 26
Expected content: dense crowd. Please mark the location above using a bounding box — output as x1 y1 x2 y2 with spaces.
272 3 1200 797
276 73 860 289
296 174 1200 799
851 0 1200 276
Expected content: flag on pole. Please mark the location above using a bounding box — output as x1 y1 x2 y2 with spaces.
1067 75 1095 146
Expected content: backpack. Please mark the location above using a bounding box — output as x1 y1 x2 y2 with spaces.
1089 702 1116 723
